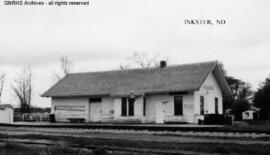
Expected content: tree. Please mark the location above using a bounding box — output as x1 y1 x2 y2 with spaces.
0 73 6 104
218 63 253 120
53 55 73 81
218 62 227 76
230 78 253 120
120 52 166 69
254 75 270 120
224 76 253 120
130 52 159 68
12 67 33 113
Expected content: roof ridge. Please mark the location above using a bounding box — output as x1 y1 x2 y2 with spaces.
42 60 219 97
68 60 218 75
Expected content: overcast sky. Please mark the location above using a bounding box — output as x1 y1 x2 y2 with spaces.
0 0 270 107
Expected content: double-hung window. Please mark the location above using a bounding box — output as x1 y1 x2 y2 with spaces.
174 96 183 116
200 96 204 115
121 97 135 116
215 97 219 114
143 97 146 116
121 98 127 116
128 97 134 116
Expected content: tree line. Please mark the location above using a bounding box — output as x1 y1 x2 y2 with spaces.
0 55 73 113
219 63 270 120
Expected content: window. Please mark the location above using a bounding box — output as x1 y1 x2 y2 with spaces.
89 98 102 102
200 96 204 115
174 96 183 115
128 97 135 116
143 97 146 116
55 105 85 112
215 97 218 114
121 97 135 116
121 98 127 116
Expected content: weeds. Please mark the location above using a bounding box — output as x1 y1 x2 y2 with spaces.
0 142 89 155
0 134 270 155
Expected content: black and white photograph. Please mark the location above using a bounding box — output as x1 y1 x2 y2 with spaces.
0 0 270 154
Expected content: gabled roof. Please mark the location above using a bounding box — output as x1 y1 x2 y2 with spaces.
0 104 13 110
42 61 231 97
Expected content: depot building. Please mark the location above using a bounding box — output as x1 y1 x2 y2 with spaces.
42 61 231 124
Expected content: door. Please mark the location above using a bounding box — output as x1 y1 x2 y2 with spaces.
155 101 164 123
89 102 101 122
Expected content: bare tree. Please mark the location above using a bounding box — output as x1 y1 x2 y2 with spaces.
120 52 166 69
0 73 6 104
119 64 131 70
53 55 74 81
129 52 159 68
12 67 33 113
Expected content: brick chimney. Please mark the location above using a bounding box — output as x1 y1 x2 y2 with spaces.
160 60 167 68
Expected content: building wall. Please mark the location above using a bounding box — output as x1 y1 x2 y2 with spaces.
0 108 13 123
51 71 223 124
111 95 195 123
242 110 256 120
52 97 115 122
100 97 114 121
144 93 194 123
51 94 195 123
113 97 144 122
52 97 89 122
194 71 223 122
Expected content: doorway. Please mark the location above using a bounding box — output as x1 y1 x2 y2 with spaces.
155 101 165 123
89 98 102 122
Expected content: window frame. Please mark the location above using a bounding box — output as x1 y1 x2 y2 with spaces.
215 97 219 114
128 98 134 116
143 97 146 116
200 96 204 115
174 96 183 116
89 98 102 103
121 97 127 116
121 97 135 117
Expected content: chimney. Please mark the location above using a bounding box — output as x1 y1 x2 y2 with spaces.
160 60 167 68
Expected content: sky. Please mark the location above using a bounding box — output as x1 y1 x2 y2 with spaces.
0 0 270 107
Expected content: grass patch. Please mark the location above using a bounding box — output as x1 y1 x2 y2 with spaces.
0 142 89 155
0 142 132 155
0 133 270 155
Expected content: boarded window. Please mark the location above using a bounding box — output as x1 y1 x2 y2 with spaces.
215 97 218 114
89 98 102 102
200 96 204 115
174 96 183 115
121 98 127 116
143 97 146 116
128 98 135 116
55 105 85 112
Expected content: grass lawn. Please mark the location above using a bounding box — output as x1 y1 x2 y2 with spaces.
0 142 121 155
0 142 89 155
228 121 270 131
0 133 270 155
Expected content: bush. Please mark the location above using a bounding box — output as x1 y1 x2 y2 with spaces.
204 114 225 125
